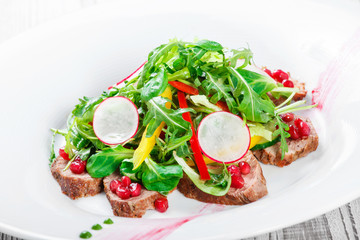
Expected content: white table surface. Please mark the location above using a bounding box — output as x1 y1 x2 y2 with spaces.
1 0 359 239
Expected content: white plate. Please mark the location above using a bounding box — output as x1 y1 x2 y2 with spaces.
1 0 360 239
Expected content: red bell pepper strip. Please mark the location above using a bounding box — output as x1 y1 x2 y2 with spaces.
169 81 199 95
177 91 210 180
215 100 230 112
108 61 147 90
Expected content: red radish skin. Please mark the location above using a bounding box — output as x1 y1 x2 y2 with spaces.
108 61 147 90
238 161 251 175
197 111 251 164
129 183 141 197
93 96 139 146
59 146 70 160
116 186 131 200
110 180 121 193
120 176 131 187
155 198 169 213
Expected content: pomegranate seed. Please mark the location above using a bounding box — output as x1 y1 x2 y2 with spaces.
155 198 168 213
129 183 141 197
281 113 295 122
294 118 311 137
110 180 121 193
70 158 86 174
282 80 294 88
120 176 131 187
238 161 251 175
116 186 131 200
272 69 289 83
227 165 241 177
59 146 70 160
263 68 273 78
231 175 245 189
288 124 300 140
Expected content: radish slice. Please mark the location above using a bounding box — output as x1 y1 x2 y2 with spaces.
197 112 250 163
93 96 139 145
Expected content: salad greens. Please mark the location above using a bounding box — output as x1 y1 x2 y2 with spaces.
50 39 316 197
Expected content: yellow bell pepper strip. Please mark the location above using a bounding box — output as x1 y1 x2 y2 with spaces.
249 135 263 149
132 86 172 169
186 155 214 167
177 90 211 180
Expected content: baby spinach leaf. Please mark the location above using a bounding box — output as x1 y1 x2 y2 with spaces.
120 159 142 182
236 68 277 96
142 157 183 193
229 67 274 123
141 67 168 101
173 152 231 196
86 145 134 178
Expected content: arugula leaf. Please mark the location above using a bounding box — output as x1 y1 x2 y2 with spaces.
273 115 290 159
236 68 277 96
167 67 191 81
74 118 106 150
173 151 231 196
229 67 275 123
86 145 134 178
139 42 178 88
195 40 223 51
189 95 221 112
143 96 194 137
202 71 237 112
68 119 90 150
141 67 168 101
49 130 58 166
142 157 183 194
158 129 192 158
229 48 253 68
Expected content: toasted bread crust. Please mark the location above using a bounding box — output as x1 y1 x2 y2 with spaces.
177 151 268 205
253 117 319 167
103 173 163 218
51 157 103 199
